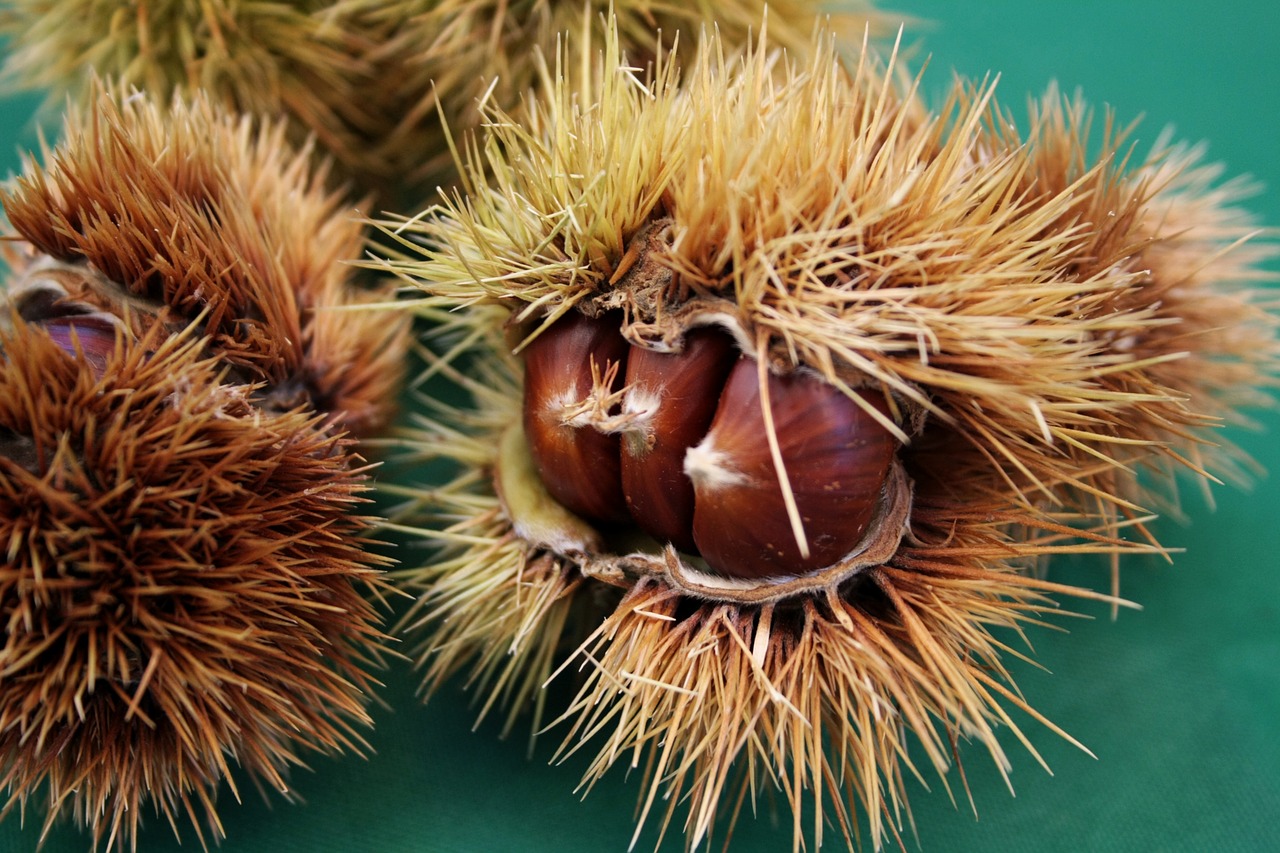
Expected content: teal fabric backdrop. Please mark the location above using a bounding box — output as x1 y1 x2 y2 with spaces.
1 1 1277 850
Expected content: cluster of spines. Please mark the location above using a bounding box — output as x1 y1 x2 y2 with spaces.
0 0 882 204
3 84 407 437
0 85 406 848
378 22 1278 850
0 3 1275 851
0 326 391 848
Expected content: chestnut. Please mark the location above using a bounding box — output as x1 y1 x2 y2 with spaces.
520 311 901 583
521 310 631 523
40 315 124 379
619 328 737 552
0 274 130 380
686 358 898 579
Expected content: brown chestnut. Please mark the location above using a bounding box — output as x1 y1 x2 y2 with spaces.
619 329 737 552
521 310 631 522
685 359 898 580
518 310 901 584
41 316 123 379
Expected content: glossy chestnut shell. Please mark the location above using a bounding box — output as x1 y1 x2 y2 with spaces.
521 310 631 523
520 312 899 581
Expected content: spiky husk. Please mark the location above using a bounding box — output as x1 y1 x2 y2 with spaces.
0 0 396 195
0 325 390 849
0 1 885 205
2 83 408 437
384 22 1277 518
0 84 405 849
391 319 1158 850
334 0 886 197
378 22 1277 851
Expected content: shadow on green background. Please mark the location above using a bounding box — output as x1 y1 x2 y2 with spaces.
1 1 1277 850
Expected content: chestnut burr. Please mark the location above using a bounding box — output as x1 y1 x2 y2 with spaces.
382 16 1280 853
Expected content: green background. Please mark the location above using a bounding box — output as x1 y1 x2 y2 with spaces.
1 1 1278 850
